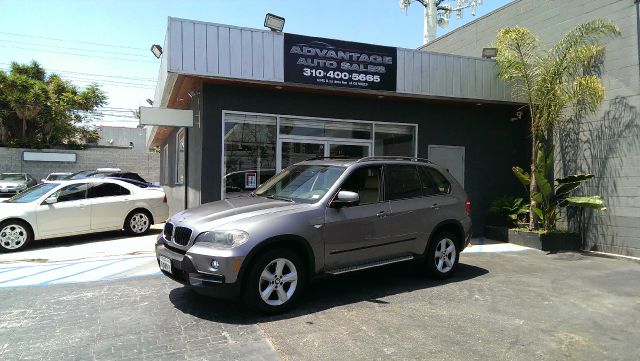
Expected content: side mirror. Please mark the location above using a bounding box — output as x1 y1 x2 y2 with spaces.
44 196 58 205
333 191 359 207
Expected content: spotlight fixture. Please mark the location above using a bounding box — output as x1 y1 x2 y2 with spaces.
146 99 154 106
150 44 163 59
481 47 498 59
264 13 285 32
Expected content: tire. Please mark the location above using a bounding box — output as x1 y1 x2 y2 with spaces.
243 248 306 314
0 220 33 252
425 231 460 279
124 210 151 236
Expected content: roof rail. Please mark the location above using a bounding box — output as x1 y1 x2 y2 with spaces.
356 156 434 164
303 155 356 161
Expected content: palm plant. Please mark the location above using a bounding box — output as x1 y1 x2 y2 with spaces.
488 195 529 227
494 19 620 229
513 143 606 230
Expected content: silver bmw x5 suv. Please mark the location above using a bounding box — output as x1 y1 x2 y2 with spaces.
156 157 472 313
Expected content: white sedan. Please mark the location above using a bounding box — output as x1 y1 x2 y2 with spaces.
0 178 169 252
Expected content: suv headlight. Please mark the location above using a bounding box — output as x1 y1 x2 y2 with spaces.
194 230 249 249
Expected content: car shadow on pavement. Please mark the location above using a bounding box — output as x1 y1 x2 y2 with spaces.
168 262 488 324
28 228 162 251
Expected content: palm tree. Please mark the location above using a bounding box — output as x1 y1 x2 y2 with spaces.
494 19 620 229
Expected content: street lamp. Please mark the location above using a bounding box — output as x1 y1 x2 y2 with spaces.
264 13 285 32
481 48 498 59
150 44 163 59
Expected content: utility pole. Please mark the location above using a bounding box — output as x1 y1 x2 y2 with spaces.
400 0 483 45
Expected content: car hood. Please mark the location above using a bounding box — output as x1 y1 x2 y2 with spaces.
170 196 309 231
0 201 33 219
0 181 26 187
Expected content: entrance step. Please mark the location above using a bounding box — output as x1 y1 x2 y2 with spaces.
327 255 414 275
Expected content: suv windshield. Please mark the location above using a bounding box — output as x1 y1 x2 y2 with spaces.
6 183 59 203
46 174 69 181
255 164 345 203
0 173 26 181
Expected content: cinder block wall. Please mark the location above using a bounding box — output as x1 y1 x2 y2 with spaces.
423 0 640 256
0 147 160 183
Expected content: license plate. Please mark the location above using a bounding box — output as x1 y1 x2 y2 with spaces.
159 256 172 273
0 189 7 193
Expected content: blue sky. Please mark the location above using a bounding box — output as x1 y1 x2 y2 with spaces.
0 0 511 127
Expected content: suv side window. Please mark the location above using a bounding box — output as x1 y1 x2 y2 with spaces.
55 183 88 202
89 183 130 198
384 165 423 200
418 166 438 196
427 168 452 194
340 166 382 205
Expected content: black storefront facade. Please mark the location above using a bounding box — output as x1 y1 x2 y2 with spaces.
144 18 530 235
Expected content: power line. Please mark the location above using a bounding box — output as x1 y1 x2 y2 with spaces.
0 31 149 51
0 62 157 81
0 68 156 90
60 74 156 85
2 45 159 64
0 38 153 59
61 76 156 89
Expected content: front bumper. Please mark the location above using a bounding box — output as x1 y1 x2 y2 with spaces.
155 241 241 299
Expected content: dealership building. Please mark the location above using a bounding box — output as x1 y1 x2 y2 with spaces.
421 0 640 256
142 16 531 235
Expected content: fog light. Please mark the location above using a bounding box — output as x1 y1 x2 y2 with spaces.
210 259 220 271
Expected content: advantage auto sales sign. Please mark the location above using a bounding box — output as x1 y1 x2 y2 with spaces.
283 33 397 91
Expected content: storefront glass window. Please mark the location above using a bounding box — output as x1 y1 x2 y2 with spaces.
280 118 372 140
162 145 169 185
224 114 277 197
176 129 185 184
374 124 415 157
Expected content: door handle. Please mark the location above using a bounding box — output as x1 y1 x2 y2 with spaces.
376 211 387 218
431 204 440 210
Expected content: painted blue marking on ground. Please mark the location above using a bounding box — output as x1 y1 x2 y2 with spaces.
99 260 156 280
0 266 22 274
0 263 75 285
38 259 134 285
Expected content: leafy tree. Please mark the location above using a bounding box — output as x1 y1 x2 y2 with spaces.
0 61 107 147
494 19 620 229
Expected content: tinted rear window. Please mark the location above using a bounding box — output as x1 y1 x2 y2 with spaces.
426 168 451 194
384 165 423 201
89 183 130 198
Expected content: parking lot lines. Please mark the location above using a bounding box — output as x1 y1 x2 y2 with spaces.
0 238 530 288
0 255 160 288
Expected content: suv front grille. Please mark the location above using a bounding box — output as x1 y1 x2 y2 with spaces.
164 223 174 240
173 227 192 246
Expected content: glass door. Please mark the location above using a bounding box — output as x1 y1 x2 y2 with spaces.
281 141 325 169
279 140 371 171
328 143 370 158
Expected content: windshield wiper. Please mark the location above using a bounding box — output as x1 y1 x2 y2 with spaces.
266 195 294 202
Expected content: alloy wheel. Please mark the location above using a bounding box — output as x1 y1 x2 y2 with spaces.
0 224 28 250
434 238 457 273
129 213 150 234
258 258 298 306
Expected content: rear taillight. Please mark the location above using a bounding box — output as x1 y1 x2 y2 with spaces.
465 198 471 215
163 195 167 203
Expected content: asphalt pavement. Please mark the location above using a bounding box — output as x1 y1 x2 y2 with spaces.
0 230 639 360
